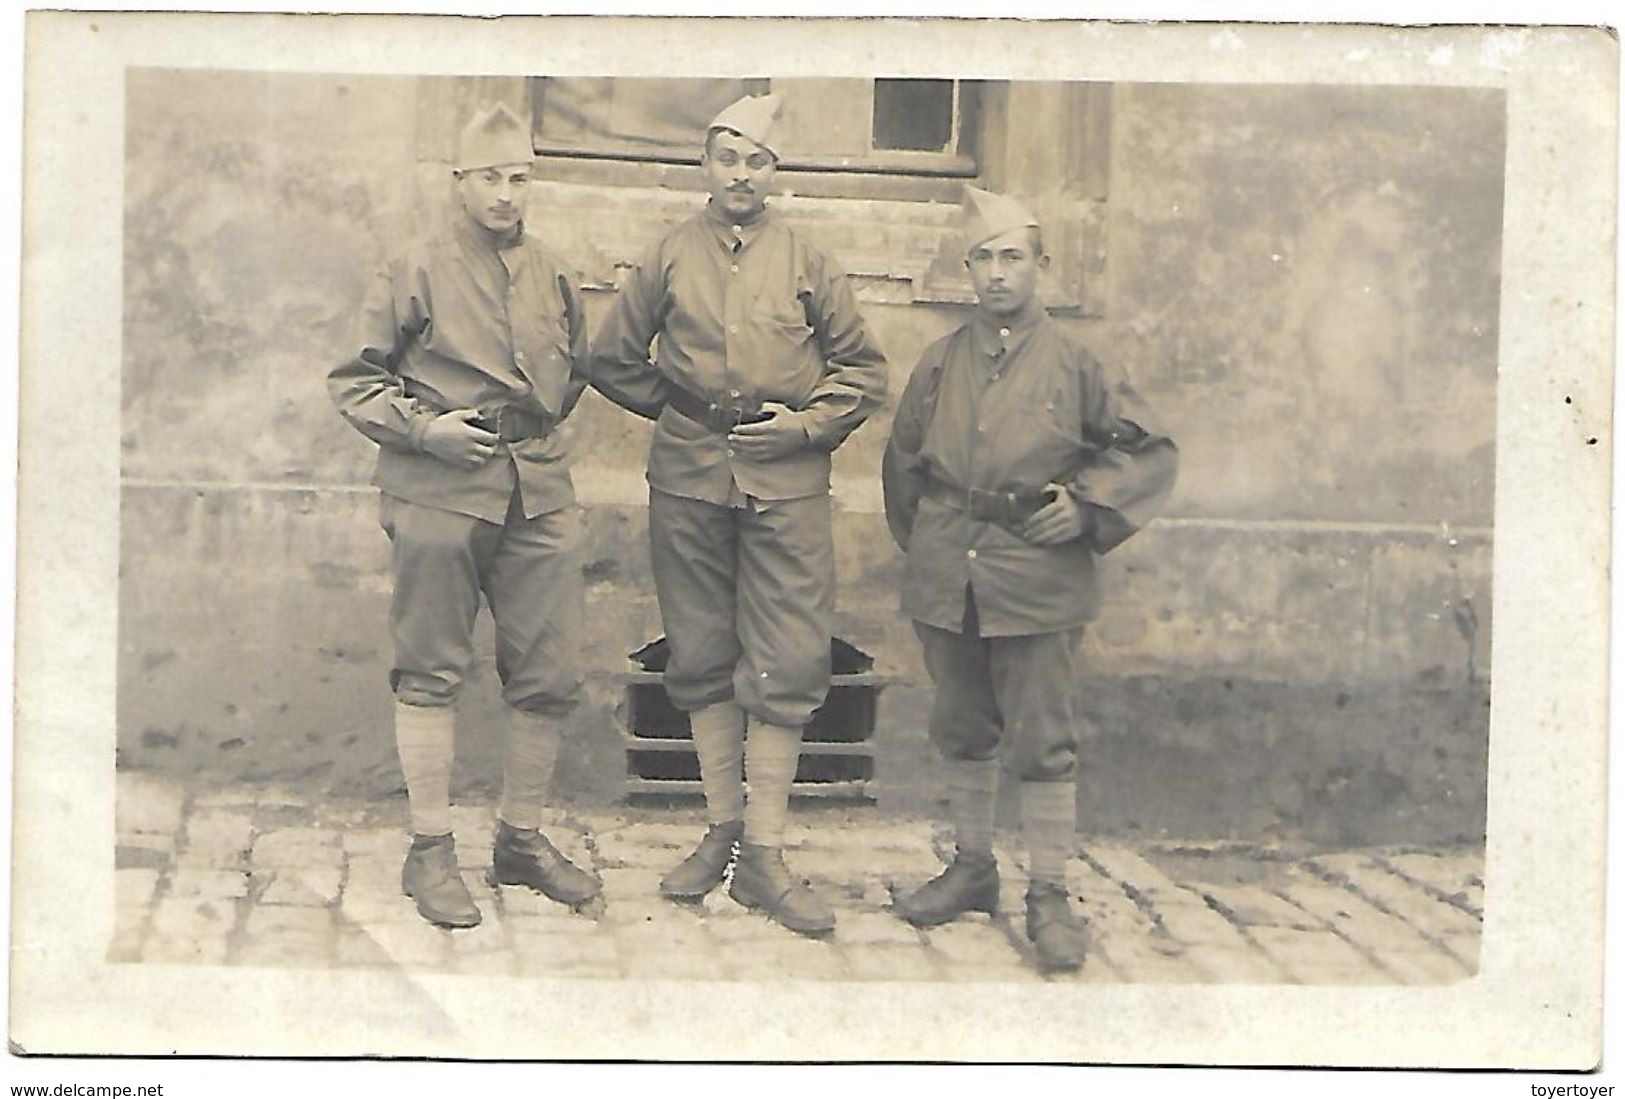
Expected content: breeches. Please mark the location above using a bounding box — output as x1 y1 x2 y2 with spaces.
380 491 584 715
913 590 1084 781
648 488 834 727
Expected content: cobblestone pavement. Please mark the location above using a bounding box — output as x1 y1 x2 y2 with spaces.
113 771 1483 983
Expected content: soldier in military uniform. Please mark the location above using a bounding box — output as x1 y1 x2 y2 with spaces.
589 93 888 935
329 104 600 929
882 188 1178 971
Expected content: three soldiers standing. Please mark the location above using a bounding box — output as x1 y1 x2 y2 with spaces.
331 92 1176 972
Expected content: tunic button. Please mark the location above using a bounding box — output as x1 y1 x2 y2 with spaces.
730 264 740 274
732 225 744 234
726 448 735 457
999 327 1011 338
967 549 978 559
977 424 985 433
729 389 741 398
728 324 739 335
515 352 527 366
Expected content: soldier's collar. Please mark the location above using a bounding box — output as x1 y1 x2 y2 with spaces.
456 210 526 254
701 200 773 251
970 298 1047 359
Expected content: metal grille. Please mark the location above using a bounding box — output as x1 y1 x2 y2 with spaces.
619 638 885 801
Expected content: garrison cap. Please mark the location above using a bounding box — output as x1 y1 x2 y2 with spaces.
960 185 1041 252
707 93 784 159
456 103 534 172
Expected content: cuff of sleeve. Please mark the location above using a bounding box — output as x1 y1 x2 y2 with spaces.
406 410 436 453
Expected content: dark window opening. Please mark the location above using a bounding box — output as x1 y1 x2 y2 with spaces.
872 78 955 152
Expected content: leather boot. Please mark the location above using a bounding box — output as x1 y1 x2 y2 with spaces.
487 820 601 908
729 842 836 935
894 852 1000 927
1025 882 1087 972
659 820 744 899
401 833 481 929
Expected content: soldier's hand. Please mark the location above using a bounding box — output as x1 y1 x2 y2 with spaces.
1021 484 1090 546
728 402 809 461
421 409 500 469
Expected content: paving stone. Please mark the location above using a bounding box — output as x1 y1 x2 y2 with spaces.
342 828 407 859
183 809 255 850
150 896 236 938
719 938 849 981
447 916 510 955
115 834 175 866
1277 874 1470 979
1365 948 1474 984
947 961 1046 984
610 920 714 957
704 912 794 944
598 867 665 898
173 843 250 872
1089 934 1209 983
340 890 421 924
116 868 161 911
333 929 396 967
257 867 343 906
1086 845 1208 908
1183 943 1290 983
592 821 681 843
923 920 1018 964
243 784 307 808
192 787 260 810
252 828 342 868
351 917 450 968
622 948 729 981
1309 855 1483 949
1150 897 1259 948
833 911 924 947
1374 852 1485 917
116 771 187 836
167 867 252 901
845 944 946 982
1248 927 1391 985
145 931 231 966
449 952 526 977
1438 930 1482 975
245 904 333 938
1195 883 1323 930
511 928 621 975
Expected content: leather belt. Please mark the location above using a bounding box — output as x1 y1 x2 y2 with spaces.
664 382 773 434
922 473 1054 526
402 378 556 444
469 405 556 444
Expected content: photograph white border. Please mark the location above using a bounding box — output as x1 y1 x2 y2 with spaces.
11 6 1615 1069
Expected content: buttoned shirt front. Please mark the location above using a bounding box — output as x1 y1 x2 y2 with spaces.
883 301 1178 637
329 211 589 523
588 203 888 505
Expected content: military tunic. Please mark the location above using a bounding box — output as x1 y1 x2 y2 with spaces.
882 300 1177 779
329 212 589 714
590 202 888 725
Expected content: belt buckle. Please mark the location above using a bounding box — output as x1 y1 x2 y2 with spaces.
710 402 752 432
965 487 998 522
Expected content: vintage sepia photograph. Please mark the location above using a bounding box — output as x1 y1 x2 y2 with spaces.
12 11 1614 1067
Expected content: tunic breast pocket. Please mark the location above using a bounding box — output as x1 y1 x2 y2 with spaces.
753 304 814 350
1007 394 1078 451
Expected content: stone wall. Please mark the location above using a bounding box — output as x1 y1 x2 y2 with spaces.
119 70 1500 844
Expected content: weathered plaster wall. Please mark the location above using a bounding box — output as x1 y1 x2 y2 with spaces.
119 71 1500 844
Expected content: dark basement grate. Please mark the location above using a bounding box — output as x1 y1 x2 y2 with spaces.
619 636 888 802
